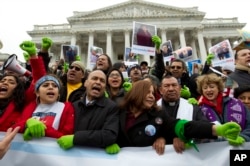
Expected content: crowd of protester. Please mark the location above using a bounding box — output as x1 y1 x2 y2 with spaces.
0 31 249 160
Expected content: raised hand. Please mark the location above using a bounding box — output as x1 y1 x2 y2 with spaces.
152 35 162 50
41 37 53 51
206 54 215 65
19 41 37 56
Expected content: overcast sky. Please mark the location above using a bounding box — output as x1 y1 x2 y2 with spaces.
0 0 249 62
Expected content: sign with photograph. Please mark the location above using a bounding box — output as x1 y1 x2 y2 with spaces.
124 47 138 66
61 45 79 64
173 46 193 62
186 59 202 75
89 46 103 64
209 39 234 67
131 21 156 56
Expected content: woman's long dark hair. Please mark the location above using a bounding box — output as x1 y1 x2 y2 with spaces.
0 74 26 111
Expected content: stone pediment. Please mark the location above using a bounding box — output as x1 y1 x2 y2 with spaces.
68 0 205 22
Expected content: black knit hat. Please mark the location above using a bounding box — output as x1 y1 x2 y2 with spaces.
234 85 250 98
140 61 148 66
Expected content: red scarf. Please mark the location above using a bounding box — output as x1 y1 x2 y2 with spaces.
198 93 223 115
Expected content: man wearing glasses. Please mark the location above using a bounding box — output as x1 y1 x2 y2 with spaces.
59 61 86 102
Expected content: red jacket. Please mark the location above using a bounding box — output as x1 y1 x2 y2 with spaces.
0 57 46 131
15 101 74 138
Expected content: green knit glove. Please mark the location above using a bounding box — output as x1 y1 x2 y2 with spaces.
123 82 132 92
206 54 215 65
228 136 245 146
175 120 199 152
75 55 81 61
23 51 30 62
41 37 53 50
135 54 139 60
185 143 192 149
64 62 69 73
19 41 37 56
23 128 32 141
180 85 191 99
105 143 120 154
215 122 241 140
188 98 198 105
152 35 162 49
57 135 74 150
104 91 109 98
26 118 46 138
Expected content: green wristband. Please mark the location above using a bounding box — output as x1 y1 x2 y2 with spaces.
175 120 199 152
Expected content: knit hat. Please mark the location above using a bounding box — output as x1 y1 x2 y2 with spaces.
35 75 60 91
128 64 141 76
71 61 85 72
234 85 250 98
140 61 148 66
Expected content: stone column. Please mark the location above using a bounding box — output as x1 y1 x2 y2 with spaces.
161 28 167 43
191 38 198 60
124 29 130 49
174 41 180 51
106 30 113 61
70 32 77 46
206 37 212 51
197 27 207 63
178 27 186 48
87 31 94 70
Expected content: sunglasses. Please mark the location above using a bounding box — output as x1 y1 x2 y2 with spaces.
69 65 81 71
170 66 182 69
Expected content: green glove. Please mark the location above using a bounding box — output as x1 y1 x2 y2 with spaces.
57 135 74 150
41 37 53 50
180 85 191 99
135 54 139 60
104 91 109 98
23 128 32 141
206 54 215 65
215 122 241 140
75 55 81 61
188 97 198 105
185 143 192 149
123 82 132 92
105 143 120 154
26 118 46 138
23 51 30 62
124 78 129 82
152 35 162 50
228 136 245 146
64 63 69 73
19 41 37 56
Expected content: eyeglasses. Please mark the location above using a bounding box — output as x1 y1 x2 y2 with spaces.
69 65 81 71
170 66 182 69
109 73 121 78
